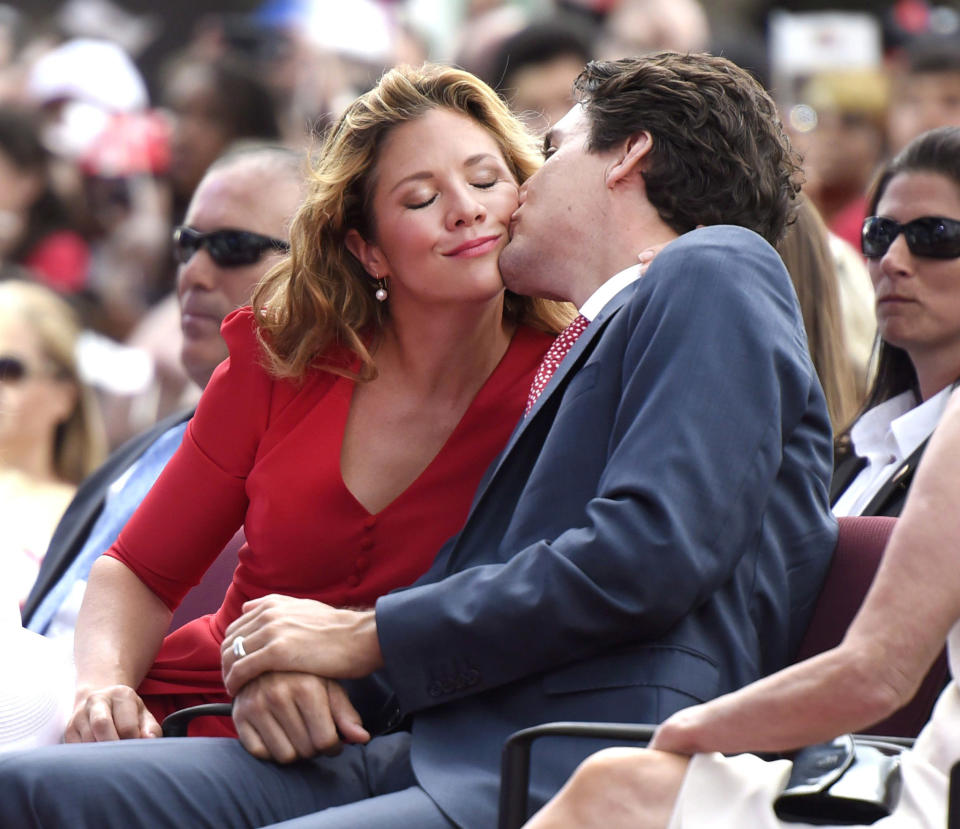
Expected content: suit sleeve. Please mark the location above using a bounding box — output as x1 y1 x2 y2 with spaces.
375 227 828 713
105 308 273 609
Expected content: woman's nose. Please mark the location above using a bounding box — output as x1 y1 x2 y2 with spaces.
447 187 487 229
879 232 913 276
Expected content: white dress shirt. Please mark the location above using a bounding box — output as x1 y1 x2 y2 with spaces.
579 264 643 320
832 385 954 517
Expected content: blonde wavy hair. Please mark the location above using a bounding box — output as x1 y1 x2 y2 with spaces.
252 63 574 380
0 280 106 483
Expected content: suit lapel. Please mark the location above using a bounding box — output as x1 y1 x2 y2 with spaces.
830 452 866 505
465 282 636 516
861 438 929 516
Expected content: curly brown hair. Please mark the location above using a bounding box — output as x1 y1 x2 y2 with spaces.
573 52 803 244
252 63 574 381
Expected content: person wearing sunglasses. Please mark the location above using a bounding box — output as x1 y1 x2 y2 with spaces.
0 280 106 609
831 125 960 519
172 226 290 269
20 145 305 648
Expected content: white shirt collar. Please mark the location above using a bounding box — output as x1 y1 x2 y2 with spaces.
833 384 954 517
578 264 643 321
850 385 954 463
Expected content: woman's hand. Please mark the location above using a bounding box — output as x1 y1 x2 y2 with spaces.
232 671 369 763
64 684 161 743
221 594 383 696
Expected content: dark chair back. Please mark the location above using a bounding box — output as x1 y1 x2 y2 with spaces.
795 515 948 737
168 529 244 632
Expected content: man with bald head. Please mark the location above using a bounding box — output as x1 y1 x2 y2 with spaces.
22 146 304 639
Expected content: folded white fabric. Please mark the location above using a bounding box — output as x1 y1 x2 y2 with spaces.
1 596 74 753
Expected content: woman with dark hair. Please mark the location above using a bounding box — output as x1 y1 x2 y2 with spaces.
830 126 960 517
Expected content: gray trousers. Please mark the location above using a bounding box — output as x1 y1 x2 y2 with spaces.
0 733 456 828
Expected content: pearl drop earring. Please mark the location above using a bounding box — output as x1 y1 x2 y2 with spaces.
375 278 388 302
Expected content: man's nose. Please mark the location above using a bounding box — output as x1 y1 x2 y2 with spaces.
177 248 220 291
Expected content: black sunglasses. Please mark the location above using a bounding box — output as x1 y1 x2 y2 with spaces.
0 356 27 383
861 215 960 260
173 226 291 267
0 355 64 384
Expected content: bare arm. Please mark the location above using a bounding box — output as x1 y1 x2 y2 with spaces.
653 388 960 756
66 555 172 742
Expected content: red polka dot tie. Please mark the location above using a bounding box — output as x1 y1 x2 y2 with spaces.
524 314 590 415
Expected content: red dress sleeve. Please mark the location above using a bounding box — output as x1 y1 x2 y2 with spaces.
105 308 273 608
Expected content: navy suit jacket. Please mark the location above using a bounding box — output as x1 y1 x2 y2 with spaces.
21 410 194 626
373 226 837 827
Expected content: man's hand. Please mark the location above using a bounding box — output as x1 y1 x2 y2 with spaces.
221 595 384 696
65 684 162 743
233 672 370 763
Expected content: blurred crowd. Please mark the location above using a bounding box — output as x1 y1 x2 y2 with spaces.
0 0 958 594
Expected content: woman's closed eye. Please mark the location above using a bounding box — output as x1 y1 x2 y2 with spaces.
407 194 437 209
406 179 500 209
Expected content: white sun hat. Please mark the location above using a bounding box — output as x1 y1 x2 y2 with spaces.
0 588 74 753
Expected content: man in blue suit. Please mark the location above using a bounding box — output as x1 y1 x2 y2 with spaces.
0 53 836 828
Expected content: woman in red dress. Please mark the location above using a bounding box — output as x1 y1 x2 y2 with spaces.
66 65 573 749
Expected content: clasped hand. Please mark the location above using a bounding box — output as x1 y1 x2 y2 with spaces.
220 594 384 696
220 595 383 762
232 671 369 762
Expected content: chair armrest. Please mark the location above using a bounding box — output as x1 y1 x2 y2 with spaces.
498 721 656 829
161 702 233 737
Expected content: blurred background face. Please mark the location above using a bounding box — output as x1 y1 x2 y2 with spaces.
799 109 886 196
0 146 39 257
165 65 232 205
0 310 74 455
506 54 585 135
176 158 301 387
887 71 960 155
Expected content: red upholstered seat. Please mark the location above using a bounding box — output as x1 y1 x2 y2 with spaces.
795 515 948 738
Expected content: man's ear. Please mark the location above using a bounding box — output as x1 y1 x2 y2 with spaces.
606 131 653 189
345 229 386 278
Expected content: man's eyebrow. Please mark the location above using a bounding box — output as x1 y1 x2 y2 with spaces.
389 154 500 193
